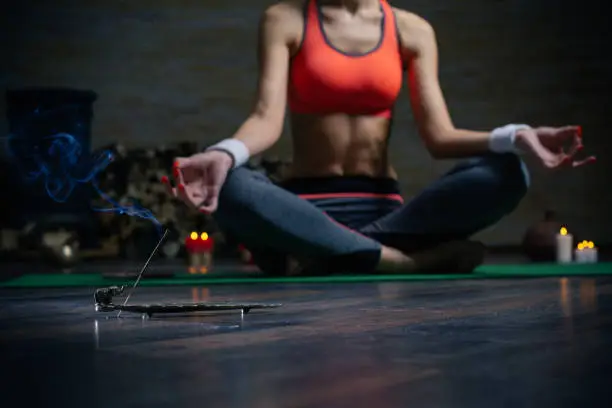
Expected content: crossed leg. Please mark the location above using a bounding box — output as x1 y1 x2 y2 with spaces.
360 153 529 252
213 168 384 275
213 153 529 275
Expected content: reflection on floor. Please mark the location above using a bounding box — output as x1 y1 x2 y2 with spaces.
1 277 611 407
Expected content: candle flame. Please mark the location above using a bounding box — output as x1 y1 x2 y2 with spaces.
578 243 585 250
587 241 594 249
560 227 568 235
190 231 198 240
200 232 209 241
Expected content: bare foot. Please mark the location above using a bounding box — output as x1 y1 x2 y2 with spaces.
378 241 485 274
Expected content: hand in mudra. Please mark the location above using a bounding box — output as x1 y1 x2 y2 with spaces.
515 126 596 169
162 150 233 213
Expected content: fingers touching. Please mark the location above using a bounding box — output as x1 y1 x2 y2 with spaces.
562 125 595 167
571 155 596 168
162 161 184 198
565 126 583 157
161 160 220 214
540 125 595 169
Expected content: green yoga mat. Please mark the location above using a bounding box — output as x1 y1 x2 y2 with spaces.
1 263 611 288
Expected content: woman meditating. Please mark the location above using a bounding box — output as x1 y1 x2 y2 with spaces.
163 0 594 275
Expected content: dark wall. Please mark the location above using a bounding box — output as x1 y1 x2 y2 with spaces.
1 0 610 245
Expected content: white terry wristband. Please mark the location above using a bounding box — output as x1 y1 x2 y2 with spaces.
489 124 531 153
206 139 250 169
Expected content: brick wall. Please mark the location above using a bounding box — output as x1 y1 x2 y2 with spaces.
1 0 610 245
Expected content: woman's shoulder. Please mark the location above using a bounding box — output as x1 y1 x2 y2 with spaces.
258 0 305 50
391 7 436 55
260 0 305 34
264 0 306 20
391 7 434 35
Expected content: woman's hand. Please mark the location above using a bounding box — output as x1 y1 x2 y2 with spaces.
515 126 596 169
162 150 234 213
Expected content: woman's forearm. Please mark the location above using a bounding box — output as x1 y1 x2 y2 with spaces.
206 112 283 168
426 128 491 158
425 125 528 159
231 112 283 157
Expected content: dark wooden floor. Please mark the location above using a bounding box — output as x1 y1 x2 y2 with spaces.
1 277 611 408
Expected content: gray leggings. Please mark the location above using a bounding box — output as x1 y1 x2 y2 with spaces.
213 153 529 275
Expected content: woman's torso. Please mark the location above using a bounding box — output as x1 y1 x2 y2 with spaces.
284 0 405 179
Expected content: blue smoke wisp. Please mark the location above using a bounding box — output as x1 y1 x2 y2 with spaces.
7 130 163 235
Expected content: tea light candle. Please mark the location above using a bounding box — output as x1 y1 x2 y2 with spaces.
556 227 573 264
575 242 589 263
584 241 598 263
574 240 599 264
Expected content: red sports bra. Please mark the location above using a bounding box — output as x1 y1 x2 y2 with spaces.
288 0 404 119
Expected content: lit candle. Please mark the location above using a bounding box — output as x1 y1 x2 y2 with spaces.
186 231 199 274
585 241 598 263
574 240 599 264
574 242 589 263
556 227 573 264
